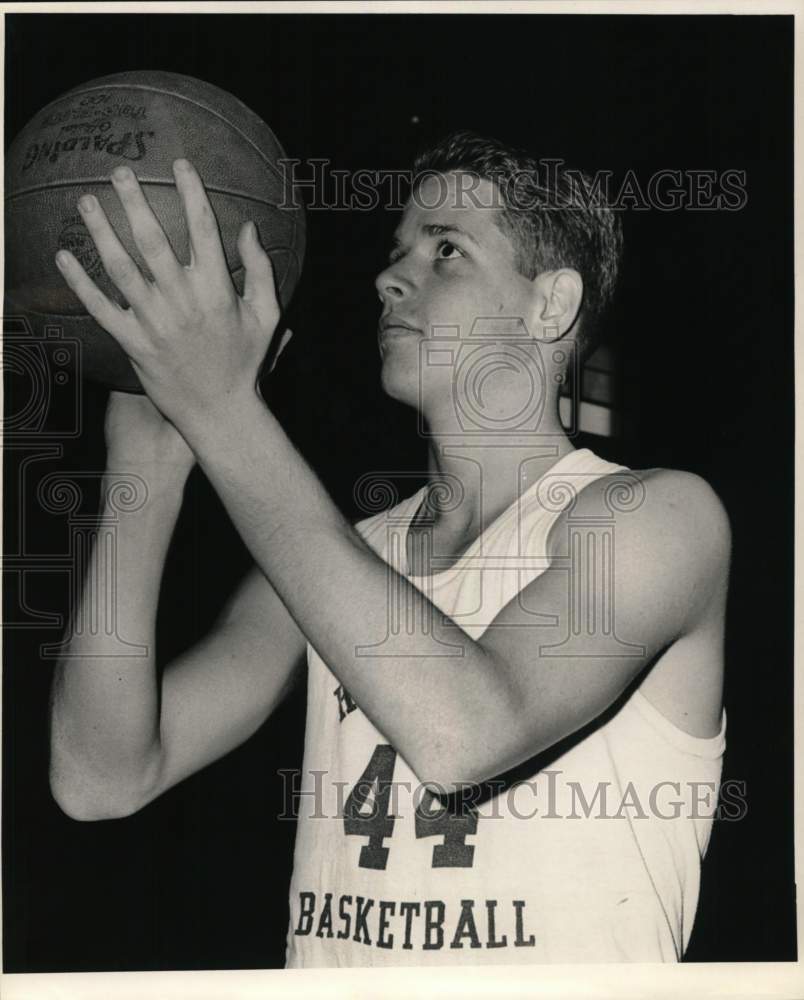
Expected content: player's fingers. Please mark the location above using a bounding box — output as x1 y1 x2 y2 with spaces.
55 249 137 352
172 159 230 282
110 165 184 289
76 194 151 307
239 222 280 326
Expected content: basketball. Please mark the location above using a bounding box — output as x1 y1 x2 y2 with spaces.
5 70 306 392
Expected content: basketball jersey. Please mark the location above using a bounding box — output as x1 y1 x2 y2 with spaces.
285 448 726 967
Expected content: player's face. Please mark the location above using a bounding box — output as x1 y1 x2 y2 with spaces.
375 172 540 418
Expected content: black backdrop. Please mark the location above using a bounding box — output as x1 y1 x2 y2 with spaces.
3 13 795 970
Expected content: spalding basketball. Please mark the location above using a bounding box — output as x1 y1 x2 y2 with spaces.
5 71 306 392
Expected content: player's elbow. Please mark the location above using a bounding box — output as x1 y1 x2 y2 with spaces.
407 693 527 794
50 783 129 822
49 754 160 822
50 779 137 822
411 744 514 797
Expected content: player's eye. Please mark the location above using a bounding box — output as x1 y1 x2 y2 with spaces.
436 239 464 261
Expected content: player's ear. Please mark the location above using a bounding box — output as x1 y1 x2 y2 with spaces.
532 269 583 341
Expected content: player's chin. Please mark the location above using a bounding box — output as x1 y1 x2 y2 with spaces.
379 358 420 406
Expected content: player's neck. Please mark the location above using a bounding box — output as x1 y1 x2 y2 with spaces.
419 421 577 539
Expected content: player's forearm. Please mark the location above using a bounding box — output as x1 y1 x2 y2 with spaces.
49 467 186 820
184 393 510 787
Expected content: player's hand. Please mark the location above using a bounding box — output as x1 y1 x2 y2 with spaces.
104 391 196 482
54 159 292 434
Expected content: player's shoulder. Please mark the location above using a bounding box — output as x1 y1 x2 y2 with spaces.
642 468 729 571
553 465 731 570
628 466 730 547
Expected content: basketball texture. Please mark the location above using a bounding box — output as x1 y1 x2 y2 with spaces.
5 71 306 392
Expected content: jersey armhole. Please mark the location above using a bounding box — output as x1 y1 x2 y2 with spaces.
630 688 727 760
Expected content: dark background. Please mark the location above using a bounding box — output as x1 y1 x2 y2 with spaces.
3 13 795 970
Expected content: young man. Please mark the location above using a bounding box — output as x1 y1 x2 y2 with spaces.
49 132 730 965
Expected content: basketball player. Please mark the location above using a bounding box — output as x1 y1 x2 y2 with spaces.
48 132 730 964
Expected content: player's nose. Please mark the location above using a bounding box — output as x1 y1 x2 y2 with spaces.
374 259 413 304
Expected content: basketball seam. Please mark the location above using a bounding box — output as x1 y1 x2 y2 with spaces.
7 183 302 288
28 82 289 186
5 179 305 218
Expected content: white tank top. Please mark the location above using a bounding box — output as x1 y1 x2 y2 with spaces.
285 448 726 967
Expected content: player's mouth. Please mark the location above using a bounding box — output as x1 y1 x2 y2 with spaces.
378 316 422 348
379 315 421 333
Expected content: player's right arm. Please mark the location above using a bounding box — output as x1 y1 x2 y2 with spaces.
49 393 307 821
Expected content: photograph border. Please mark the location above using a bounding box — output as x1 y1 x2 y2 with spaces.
1 1 801 997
